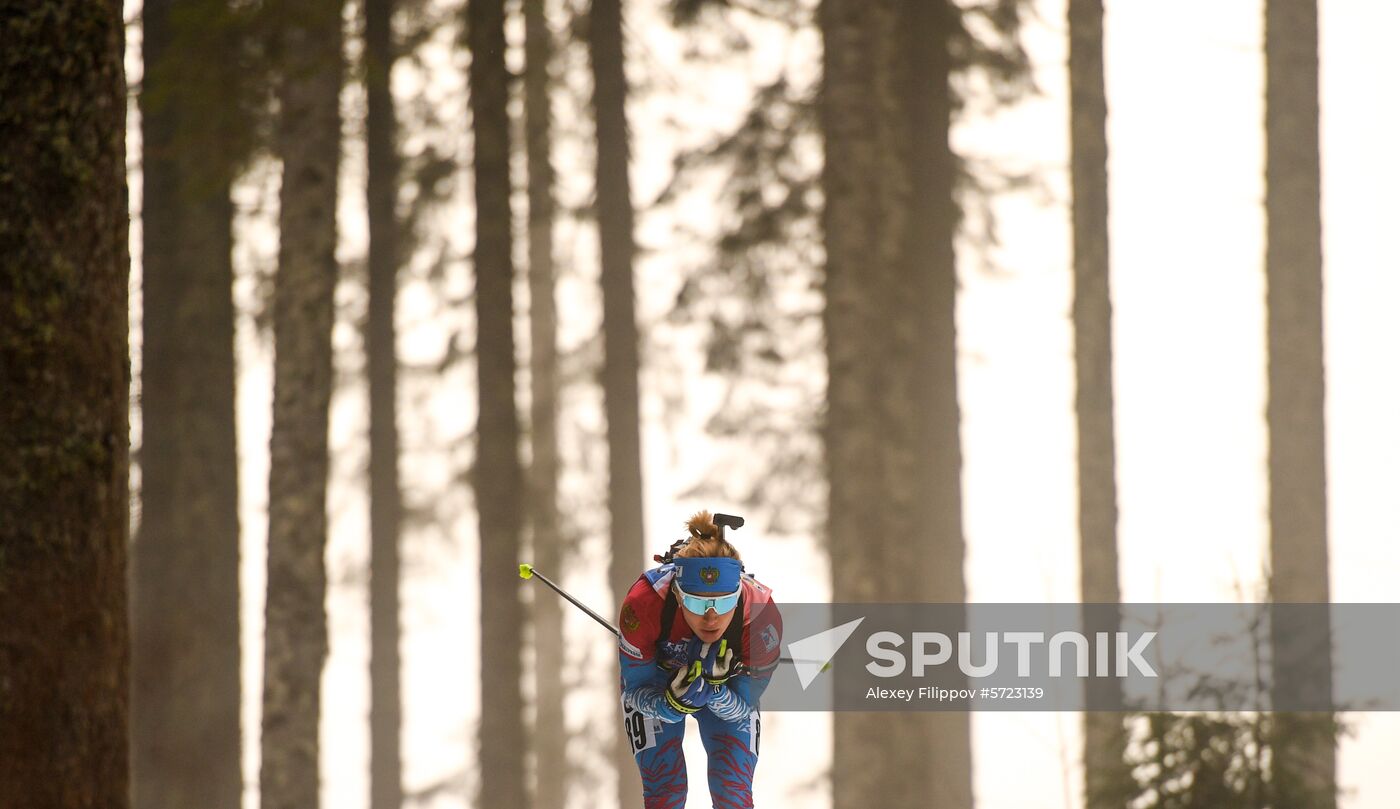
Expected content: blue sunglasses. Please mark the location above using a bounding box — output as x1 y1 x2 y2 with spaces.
673 582 741 615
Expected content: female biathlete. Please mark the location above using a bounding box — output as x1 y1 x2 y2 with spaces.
617 511 784 809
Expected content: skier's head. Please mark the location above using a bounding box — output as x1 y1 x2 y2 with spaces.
672 511 743 643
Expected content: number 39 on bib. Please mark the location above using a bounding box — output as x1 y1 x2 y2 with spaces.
621 703 661 755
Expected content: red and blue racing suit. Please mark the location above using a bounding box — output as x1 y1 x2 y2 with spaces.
618 564 784 809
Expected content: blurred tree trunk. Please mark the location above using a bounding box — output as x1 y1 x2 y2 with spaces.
1264 1 1335 806
1068 0 1132 807
525 0 569 807
365 0 404 806
0 1 130 805
468 0 529 805
587 0 645 805
821 1 971 807
133 2 243 807
260 1 343 807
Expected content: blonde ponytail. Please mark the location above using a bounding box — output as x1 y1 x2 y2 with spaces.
675 510 741 561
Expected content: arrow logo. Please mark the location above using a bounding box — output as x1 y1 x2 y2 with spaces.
787 617 865 689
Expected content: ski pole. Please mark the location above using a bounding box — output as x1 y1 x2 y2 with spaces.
519 563 621 636
518 562 828 672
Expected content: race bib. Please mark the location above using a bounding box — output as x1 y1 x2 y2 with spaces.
622 702 662 755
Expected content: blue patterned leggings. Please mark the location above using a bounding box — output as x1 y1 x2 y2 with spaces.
624 704 761 809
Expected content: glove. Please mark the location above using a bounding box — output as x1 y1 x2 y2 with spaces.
701 638 737 686
664 659 712 715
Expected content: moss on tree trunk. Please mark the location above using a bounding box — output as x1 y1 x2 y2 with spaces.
0 2 131 806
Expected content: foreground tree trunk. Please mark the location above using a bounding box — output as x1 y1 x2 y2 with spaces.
469 0 529 805
134 2 243 806
260 1 343 807
1264 1 1335 806
586 1 646 803
821 1 971 806
0 2 130 806
524 0 569 806
1067 0 1132 807
365 0 404 806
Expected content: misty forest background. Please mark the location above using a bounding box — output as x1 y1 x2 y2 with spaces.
2 0 1392 808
